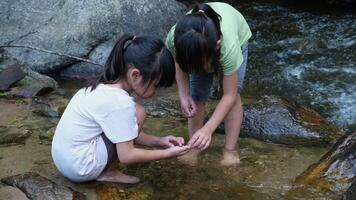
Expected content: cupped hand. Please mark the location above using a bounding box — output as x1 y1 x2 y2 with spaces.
167 145 191 156
180 96 197 118
188 128 212 151
159 136 185 148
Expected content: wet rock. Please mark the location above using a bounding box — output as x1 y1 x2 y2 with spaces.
5 69 58 98
0 126 31 145
345 178 356 200
0 65 25 91
0 186 29 200
1 0 185 76
1 172 85 200
31 95 69 118
39 127 56 142
142 97 181 118
288 132 355 197
217 96 343 145
141 96 342 145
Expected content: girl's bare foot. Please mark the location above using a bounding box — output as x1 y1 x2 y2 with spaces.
96 170 140 184
220 149 240 166
178 149 200 166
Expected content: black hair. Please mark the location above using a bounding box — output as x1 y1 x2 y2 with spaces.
174 3 222 74
87 34 175 91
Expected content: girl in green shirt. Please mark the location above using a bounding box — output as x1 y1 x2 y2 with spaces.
166 2 251 166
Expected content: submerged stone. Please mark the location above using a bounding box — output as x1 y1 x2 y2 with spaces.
1 172 85 200
142 97 181 118
96 184 122 200
288 132 355 198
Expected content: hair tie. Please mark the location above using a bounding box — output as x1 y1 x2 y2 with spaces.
124 36 136 49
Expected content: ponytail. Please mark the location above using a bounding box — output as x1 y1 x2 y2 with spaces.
86 34 175 91
192 4 222 39
87 34 134 91
174 3 222 74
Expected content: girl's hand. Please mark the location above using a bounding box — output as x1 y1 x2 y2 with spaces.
167 145 191 156
159 136 185 148
188 128 212 151
180 96 197 118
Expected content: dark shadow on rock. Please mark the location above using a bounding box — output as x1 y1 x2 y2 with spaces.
1 172 85 200
345 177 356 200
0 65 25 91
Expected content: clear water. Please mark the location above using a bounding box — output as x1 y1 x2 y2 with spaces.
236 0 356 132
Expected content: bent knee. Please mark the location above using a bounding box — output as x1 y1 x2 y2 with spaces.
135 103 146 126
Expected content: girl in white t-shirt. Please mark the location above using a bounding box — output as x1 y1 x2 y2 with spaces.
51 34 190 183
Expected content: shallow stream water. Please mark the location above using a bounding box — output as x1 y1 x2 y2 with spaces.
0 83 336 199
1 0 355 198
182 0 356 132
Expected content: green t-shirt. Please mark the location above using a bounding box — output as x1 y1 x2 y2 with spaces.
166 2 252 75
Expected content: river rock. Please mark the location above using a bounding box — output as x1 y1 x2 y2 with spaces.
243 96 344 145
1 172 85 200
217 96 343 145
0 65 25 91
4 68 58 98
31 95 69 118
1 0 186 76
0 126 31 146
142 97 182 118
0 186 29 200
146 96 342 145
39 127 56 142
288 132 355 198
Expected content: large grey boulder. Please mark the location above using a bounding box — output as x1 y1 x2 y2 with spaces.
0 0 186 75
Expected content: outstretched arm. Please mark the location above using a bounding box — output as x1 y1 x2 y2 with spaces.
189 73 238 150
116 140 189 164
135 132 185 148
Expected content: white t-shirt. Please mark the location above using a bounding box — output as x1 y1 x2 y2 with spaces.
51 84 138 182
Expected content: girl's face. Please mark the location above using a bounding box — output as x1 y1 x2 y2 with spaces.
129 68 158 99
134 80 158 99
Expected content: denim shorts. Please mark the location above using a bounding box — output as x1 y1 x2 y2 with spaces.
190 43 248 102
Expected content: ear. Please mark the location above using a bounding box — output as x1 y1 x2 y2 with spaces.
129 68 141 82
216 40 221 50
